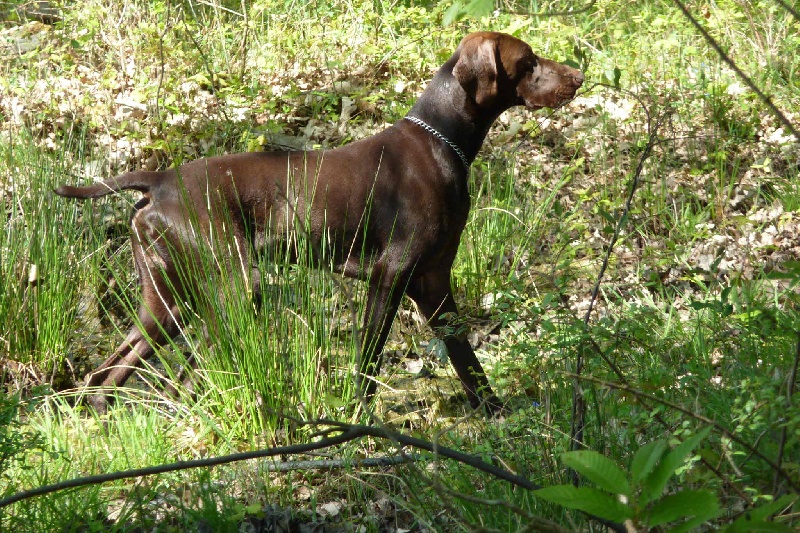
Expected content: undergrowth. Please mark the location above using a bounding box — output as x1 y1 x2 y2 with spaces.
1 0 798 531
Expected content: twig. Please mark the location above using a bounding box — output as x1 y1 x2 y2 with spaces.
258 454 416 472
0 425 358 509
153 0 172 138
670 0 799 141
773 332 800 495
0 422 537 508
569 107 667 472
0 419 626 532
564 373 800 494
181 16 231 123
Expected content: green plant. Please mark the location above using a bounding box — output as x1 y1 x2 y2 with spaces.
1 0 799 530
536 427 796 531
0 127 96 378
0 389 49 492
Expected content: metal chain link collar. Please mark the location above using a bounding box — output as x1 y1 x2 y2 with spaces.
404 116 470 170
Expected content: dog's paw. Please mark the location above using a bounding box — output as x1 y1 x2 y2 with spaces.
85 394 110 415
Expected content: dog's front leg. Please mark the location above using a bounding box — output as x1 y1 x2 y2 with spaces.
357 273 406 403
407 270 503 414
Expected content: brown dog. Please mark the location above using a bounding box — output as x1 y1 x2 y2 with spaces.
56 32 583 413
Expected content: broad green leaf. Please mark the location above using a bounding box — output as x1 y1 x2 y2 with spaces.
725 494 797 533
631 439 668 483
500 19 532 37
612 67 622 89
602 67 622 89
323 393 346 409
648 489 719 527
245 503 265 517
641 427 711 505
442 1 466 25
670 508 723 533
443 0 492 24
464 0 493 19
560 450 630 496
597 207 616 225
535 485 633 522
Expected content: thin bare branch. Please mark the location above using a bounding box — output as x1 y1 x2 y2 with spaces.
0 419 626 532
772 332 800 495
565 372 800 493
0 425 358 509
569 106 667 471
670 0 799 141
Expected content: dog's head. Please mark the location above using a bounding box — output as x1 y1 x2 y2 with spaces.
453 32 584 110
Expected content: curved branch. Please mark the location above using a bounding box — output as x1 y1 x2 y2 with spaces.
0 420 626 532
0 426 360 509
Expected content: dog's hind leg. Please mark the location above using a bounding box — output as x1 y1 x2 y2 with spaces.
85 210 183 412
85 285 181 412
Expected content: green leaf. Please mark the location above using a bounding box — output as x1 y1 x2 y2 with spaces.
535 485 633 522
464 0 494 19
245 503 265 517
572 43 586 68
560 450 630 496
442 1 466 25
597 207 616 225
725 494 797 533
647 489 719 527
323 394 347 409
631 439 668 484
670 508 722 533
443 0 492 25
641 427 711 505
500 19 532 37
612 67 622 89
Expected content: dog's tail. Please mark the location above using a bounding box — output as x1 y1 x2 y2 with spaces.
54 170 165 199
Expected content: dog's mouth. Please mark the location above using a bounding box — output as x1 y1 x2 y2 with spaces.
554 93 577 108
523 88 579 110
554 82 585 108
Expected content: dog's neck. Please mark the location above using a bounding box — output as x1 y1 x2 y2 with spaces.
406 55 510 168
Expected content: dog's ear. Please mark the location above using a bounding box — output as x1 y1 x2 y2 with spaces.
453 36 498 106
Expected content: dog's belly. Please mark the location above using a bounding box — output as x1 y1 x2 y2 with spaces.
253 222 380 281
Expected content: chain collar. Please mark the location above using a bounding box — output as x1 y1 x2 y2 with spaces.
404 116 470 170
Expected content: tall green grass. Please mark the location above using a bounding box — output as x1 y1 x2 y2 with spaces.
0 128 99 378
159 188 366 435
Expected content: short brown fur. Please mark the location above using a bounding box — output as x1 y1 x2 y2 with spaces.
55 32 584 413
